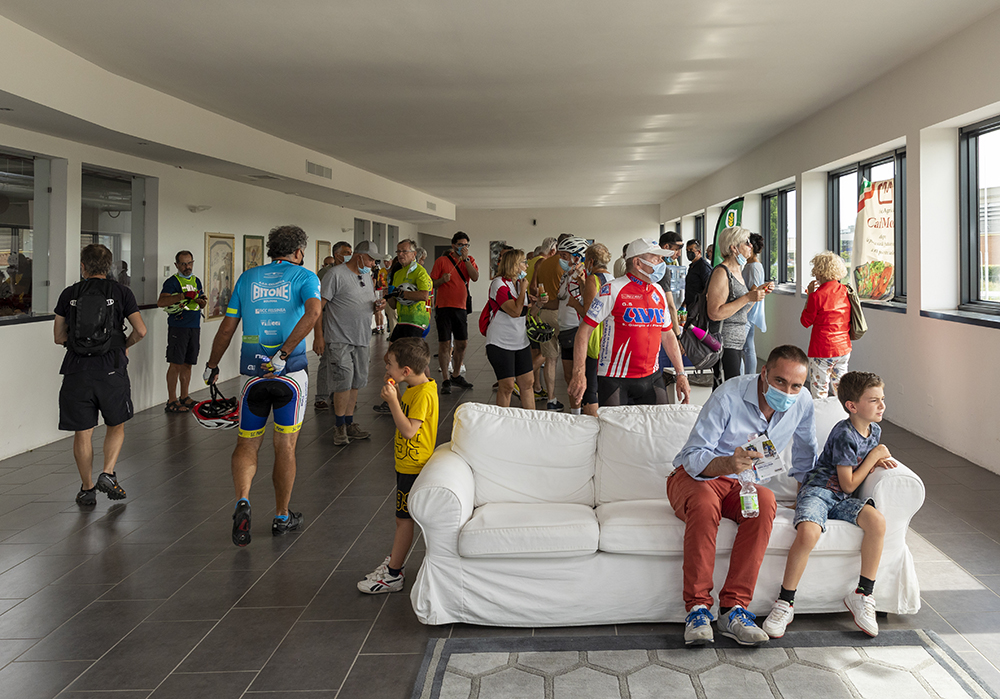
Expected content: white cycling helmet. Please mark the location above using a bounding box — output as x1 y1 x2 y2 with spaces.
192 386 239 430
395 282 418 306
556 236 588 258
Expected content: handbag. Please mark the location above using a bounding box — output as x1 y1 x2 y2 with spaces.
679 291 723 370
844 283 867 341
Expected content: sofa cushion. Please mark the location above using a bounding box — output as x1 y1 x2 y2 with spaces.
451 403 599 507
595 405 701 504
597 500 864 555
459 503 600 558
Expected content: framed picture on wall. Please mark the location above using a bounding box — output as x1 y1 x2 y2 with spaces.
244 234 264 272
316 240 331 272
205 232 235 321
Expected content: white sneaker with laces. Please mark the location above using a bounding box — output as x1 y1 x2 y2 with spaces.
358 567 404 594
763 599 794 638
683 605 715 646
719 606 769 645
844 591 879 637
364 556 392 580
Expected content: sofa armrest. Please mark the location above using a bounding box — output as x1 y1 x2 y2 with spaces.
409 442 476 558
855 459 925 529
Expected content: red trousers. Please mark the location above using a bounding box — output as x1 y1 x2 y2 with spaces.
666 467 776 611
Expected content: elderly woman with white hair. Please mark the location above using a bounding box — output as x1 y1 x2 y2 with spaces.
706 226 773 382
800 251 852 398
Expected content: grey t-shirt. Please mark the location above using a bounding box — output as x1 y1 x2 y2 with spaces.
322 263 376 346
803 419 882 496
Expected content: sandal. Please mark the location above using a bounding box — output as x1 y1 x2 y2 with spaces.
314 400 330 411
165 401 189 413
179 396 197 409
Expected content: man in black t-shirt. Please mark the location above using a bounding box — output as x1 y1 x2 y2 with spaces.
53 244 147 507
683 239 714 311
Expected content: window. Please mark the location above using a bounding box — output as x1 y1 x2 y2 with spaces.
959 118 1000 311
81 167 148 303
694 214 705 250
0 151 50 321
761 186 796 284
828 150 906 301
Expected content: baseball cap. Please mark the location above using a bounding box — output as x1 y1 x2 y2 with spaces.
625 238 672 260
354 240 390 261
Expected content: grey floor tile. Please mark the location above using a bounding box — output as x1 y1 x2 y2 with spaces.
336 653 423 699
177 607 301 672
244 692 337 698
100 553 215 601
301 571 390 621
19 599 162 661
0 543 50 575
148 671 255 699
249 619 373 692
236 559 333 608
922 532 1000 575
944 465 1000 490
980 575 1000 594
909 501 978 535
58 692 150 699
450 623 535 638
147 569 263 621
66 620 215 692
0 639 35 665
922 588 1000 614
534 624 618 637
0 660 92 699
0 554 91 597
956 650 1000 696
0 584 112 640
53 543 165 586
361 592 451 655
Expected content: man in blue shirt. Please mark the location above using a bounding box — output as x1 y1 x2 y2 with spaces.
669 345 817 647
204 225 322 547
157 250 206 412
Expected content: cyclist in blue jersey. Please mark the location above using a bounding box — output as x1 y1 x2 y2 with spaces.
203 225 322 547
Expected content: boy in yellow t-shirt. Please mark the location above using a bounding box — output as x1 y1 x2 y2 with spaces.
358 337 438 594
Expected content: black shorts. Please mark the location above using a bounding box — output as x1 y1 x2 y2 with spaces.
558 327 577 361
583 356 599 405
598 373 668 407
396 472 420 519
166 326 201 365
435 307 469 342
59 368 134 431
389 324 425 343
486 344 533 380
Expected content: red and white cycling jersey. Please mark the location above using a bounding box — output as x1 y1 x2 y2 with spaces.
584 273 672 378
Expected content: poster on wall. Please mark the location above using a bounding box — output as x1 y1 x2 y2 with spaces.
489 240 507 279
205 232 235 320
851 179 895 300
711 198 744 266
316 240 331 272
243 235 264 272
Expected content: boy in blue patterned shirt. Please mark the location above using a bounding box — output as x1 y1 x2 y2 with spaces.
763 371 897 639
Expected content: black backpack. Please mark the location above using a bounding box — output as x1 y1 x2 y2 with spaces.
66 278 123 357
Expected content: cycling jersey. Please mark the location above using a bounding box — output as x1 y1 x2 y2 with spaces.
226 260 321 377
584 273 672 379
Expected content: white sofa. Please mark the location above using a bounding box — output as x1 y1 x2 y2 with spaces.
408 400 924 627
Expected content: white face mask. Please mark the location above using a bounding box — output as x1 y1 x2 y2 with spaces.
408 260 418 273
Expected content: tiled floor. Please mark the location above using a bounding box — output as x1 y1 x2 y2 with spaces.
1 332 999 698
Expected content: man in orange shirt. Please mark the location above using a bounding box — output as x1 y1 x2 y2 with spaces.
430 232 479 394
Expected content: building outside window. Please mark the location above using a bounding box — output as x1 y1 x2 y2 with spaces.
960 119 1000 311
761 186 796 284
0 151 50 321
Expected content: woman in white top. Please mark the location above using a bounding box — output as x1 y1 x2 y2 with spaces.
486 249 536 409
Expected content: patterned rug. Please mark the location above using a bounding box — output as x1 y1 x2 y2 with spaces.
411 630 997 699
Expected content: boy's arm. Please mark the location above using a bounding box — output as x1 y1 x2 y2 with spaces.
836 444 893 493
380 381 423 440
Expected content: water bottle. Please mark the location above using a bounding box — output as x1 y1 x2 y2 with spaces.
738 470 759 518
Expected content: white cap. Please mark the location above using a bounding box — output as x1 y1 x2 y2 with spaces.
625 238 671 260
354 240 390 261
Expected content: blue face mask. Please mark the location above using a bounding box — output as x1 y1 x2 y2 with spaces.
359 266 371 276
559 258 571 272
517 270 527 280
645 260 667 284
763 371 798 412
736 253 747 267
342 254 352 264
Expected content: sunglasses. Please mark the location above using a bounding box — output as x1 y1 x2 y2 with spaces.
357 275 365 287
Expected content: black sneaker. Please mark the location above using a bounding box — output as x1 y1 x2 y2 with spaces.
450 375 474 389
373 401 392 414
232 500 251 547
96 472 126 500
75 486 97 506
440 379 452 395
546 399 564 411
272 511 303 536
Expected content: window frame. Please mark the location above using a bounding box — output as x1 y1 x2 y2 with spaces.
959 115 1000 314
694 214 705 250
760 186 796 284
827 149 907 302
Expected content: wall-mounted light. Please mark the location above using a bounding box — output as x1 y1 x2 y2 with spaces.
187 205 212 213
341 227 351 233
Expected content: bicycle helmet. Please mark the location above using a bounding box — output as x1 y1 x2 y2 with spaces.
192 385 239 430
395 282 418 306
556 236 588 259
525 314 555 344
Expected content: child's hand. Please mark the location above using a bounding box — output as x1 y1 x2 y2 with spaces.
875 457 898 469
380 381 397 404
870 444 891 462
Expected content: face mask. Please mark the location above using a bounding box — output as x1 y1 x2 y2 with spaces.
517 270 527 280
359 266 371 276
763 370 798 412
342 254 352 264
408 260 418 273
559 258 571 272
640 259 666 284
686 250 696 262
736 253 747 267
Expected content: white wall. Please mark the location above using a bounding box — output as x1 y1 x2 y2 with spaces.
659 9 1000 474
420 205 661 308
3 123 418 459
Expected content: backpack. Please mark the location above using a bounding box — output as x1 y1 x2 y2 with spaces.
479 295 500 336
66 278 123 357
679 288 723 371
844 283 868 341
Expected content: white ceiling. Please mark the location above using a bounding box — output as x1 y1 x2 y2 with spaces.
1 0 998 210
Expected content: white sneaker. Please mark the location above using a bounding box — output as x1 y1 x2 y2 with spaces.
763 599 794 638
358 567 404 594
364 556 391 580
844 591 878 637
683 605 715 646
719 606 769 646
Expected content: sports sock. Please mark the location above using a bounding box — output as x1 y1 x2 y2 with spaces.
719 606 732 616
345 415 354 425
779 586 795 604
570 408 581 415
235 498 249 510
388 565 402 577
857 576 875 596
274 514 289 522
336 415 346 426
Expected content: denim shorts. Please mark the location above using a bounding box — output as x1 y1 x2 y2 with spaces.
793 485 868 532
